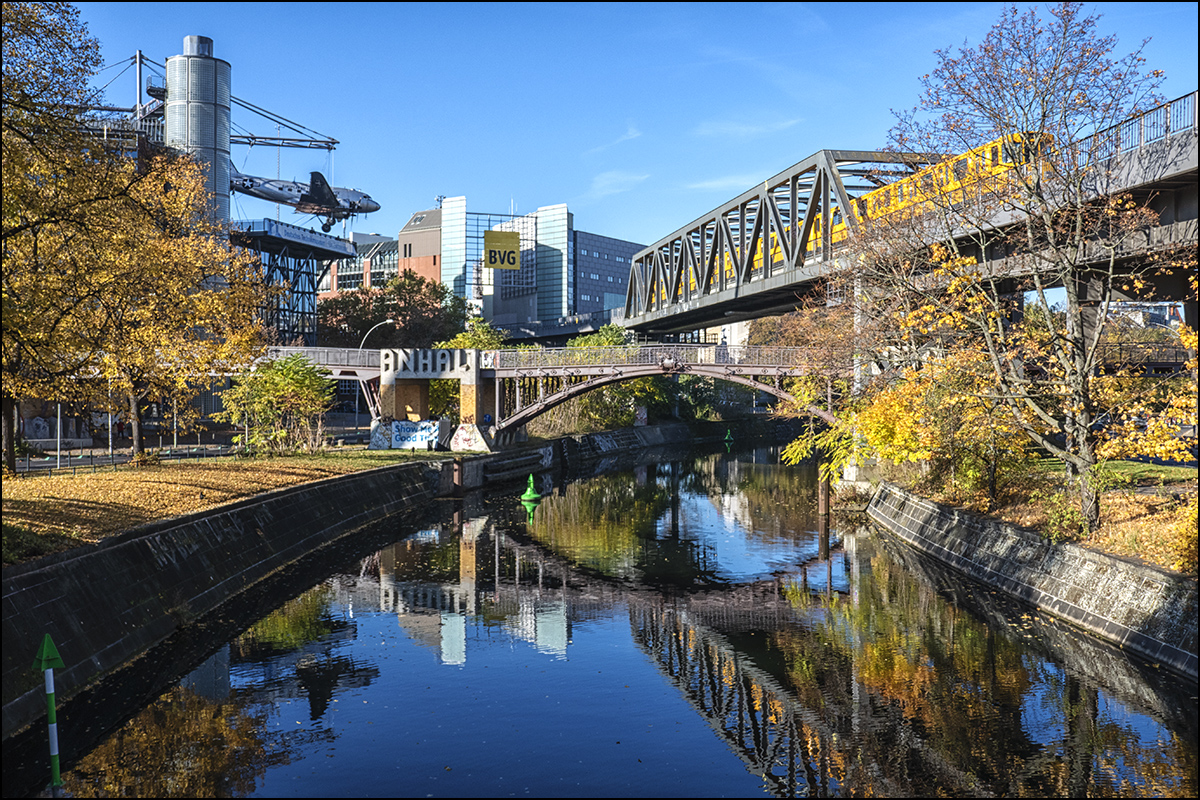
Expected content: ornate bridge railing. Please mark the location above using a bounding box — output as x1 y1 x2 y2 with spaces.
485 344 835 375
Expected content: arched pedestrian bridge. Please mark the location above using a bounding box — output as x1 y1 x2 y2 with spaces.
267 343 845 444
268 340 1188 447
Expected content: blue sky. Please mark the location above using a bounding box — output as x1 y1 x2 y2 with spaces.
77 2 1198 247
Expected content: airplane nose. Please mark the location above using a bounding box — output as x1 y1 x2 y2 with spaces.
364 199 381 212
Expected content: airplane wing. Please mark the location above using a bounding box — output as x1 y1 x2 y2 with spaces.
298 171 339 209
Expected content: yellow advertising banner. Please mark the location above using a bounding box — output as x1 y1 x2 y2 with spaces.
484 230 521 270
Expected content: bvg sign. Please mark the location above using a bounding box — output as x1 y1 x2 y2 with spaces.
484 230 520 270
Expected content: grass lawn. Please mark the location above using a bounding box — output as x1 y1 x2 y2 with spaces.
2 449 454 567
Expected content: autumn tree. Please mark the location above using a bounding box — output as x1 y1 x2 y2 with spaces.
749 295 856 420
3 1 108 469
85 152 267 457
848 2 1190 532
3 2 267 467
316 269 471 349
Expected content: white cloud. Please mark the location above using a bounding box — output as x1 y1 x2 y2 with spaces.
685 174 764 192
585 124 642 155
586 170 650 198
692 119 801 138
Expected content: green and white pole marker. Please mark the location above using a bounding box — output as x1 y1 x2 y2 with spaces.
33 634 66 797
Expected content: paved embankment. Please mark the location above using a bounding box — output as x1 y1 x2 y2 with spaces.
867 481 1198 681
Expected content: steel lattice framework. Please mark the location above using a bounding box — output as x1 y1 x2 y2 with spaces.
624 150 935 335
625 93 1199 337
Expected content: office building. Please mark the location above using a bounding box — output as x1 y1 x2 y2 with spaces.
319 197 642 327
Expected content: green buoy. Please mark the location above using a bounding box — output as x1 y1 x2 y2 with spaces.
520 474 541 522
521 474 540 502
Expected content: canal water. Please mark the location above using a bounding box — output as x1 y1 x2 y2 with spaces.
15 445 1199 796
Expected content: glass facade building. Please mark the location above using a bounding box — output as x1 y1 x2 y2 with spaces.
318 196 643 328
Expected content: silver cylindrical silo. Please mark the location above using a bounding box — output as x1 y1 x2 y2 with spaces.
165 36 231 222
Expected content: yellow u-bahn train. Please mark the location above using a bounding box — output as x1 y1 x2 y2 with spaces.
658 132 1048 303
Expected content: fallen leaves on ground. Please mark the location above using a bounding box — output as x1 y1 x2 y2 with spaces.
2 451 449 566
987 483 1197 574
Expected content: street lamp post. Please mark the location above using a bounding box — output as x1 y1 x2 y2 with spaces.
356 319 395 433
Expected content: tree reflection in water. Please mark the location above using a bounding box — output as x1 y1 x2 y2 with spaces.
49 449 1196 798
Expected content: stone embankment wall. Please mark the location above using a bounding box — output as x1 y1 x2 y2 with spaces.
2 461 443 740
867 481 1198 680
3 419 744 740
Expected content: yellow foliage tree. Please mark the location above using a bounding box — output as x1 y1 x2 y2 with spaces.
850 3 1186 533
3 3 268 465
83 153 267 456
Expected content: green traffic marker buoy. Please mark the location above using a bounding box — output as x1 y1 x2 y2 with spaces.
33 634 65 798
520 474 541 522
521 474 540 502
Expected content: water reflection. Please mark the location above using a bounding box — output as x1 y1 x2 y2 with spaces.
54 448 1196 798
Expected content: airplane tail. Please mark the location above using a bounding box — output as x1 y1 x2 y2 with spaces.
303 171 339 207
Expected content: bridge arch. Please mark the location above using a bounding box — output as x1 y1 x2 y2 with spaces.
495 365 803 433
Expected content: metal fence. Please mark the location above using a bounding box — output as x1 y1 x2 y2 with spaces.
265 346 379 368
1116 91 1197 151
487 344 835 371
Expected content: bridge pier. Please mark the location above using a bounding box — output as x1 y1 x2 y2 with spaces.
378 379 430 422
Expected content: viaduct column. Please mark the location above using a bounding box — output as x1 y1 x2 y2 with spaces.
457 351 494 426
379 351 430 421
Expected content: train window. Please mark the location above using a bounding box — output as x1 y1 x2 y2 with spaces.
856 198 867 217
832 210 842 226
953 160 967 183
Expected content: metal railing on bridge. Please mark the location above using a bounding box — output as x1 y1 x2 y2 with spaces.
485 344 840 373
1114 91 1197 153
264 346 380 372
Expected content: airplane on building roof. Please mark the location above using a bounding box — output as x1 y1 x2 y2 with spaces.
230 162 380 232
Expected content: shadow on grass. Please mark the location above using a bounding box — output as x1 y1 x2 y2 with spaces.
2 521 96 566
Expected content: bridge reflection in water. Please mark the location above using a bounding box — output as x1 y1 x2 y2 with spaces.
322 453 1193 798
52 451 1195 798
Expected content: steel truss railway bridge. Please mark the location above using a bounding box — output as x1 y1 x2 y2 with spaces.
621 92 1198 336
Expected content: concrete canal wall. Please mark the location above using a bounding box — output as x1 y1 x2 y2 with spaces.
2 461 444 740
3 419 761 740
867 481 1198 681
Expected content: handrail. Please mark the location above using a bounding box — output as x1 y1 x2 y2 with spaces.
487 344 848 370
